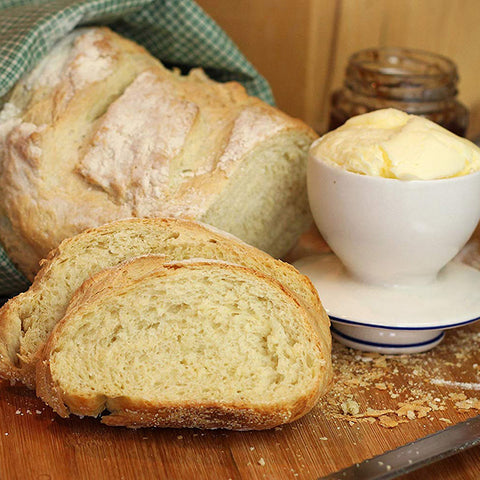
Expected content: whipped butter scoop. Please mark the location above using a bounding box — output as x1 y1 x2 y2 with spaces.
312 108 480 180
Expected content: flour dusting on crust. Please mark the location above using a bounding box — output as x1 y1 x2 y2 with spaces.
78 70 199 216
217 106 286 175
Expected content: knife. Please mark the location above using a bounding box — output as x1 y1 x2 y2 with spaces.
318 415 480 480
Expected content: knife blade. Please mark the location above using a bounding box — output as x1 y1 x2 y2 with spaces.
319 415 480 480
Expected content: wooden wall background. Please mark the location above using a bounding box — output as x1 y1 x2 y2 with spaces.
197 0 480 139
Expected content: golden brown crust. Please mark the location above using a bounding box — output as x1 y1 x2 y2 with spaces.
37 379 317 430
0 292 32 386
35 258 331 429
0 27 316 279
100 402 304 430
36 357 71 418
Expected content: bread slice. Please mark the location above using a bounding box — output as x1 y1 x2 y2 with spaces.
0 26 316 279
36 256 330 429
0 217 331 389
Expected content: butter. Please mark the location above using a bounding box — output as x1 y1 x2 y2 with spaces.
312 108 480 180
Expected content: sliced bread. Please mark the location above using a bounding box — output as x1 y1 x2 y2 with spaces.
0 217 331 388
36 256 330 429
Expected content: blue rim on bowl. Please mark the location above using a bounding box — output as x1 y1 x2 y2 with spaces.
331 325 445 349
329 314 480 331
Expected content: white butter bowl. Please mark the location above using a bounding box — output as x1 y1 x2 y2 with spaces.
307 140 480 286
294 138 480 353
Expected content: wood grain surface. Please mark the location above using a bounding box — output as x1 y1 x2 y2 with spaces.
197 0 480 139
0 328 478 480
1 228 480 480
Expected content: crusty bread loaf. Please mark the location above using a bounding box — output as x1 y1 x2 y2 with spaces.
0 217 331 389
36 256 330 429
0 26 316 279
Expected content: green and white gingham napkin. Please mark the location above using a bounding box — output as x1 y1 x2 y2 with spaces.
0 0 274 297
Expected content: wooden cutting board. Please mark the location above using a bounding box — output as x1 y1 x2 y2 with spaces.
1 228 480 480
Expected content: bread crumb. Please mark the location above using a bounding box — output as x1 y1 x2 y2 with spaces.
177 435 183 440
455 397 480 411
396 402 431 419
258 458 265 466
373 357 387 368
378 416 400 428
364 408 395 417
315 325 480 431
439 418 452 424
341 398 360 415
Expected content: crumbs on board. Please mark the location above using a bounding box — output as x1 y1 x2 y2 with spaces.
317 327 480 429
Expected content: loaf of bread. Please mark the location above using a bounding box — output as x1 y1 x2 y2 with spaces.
36 255 329 429
0 217 331 389
0 26 316 280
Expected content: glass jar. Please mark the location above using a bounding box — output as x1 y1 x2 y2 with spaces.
329 47 469 136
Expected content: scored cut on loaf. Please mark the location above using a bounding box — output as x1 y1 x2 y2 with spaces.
36 256 330 430
0 217 331 389
0 26 317 280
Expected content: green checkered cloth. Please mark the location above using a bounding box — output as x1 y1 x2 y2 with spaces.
0 0 274 297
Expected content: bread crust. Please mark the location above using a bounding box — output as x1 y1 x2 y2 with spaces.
0 27 316 279
0 217 331 390
0 293 35 385
36 258 330 430
37 361 321 430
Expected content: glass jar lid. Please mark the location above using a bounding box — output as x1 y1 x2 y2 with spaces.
345 47 459 101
